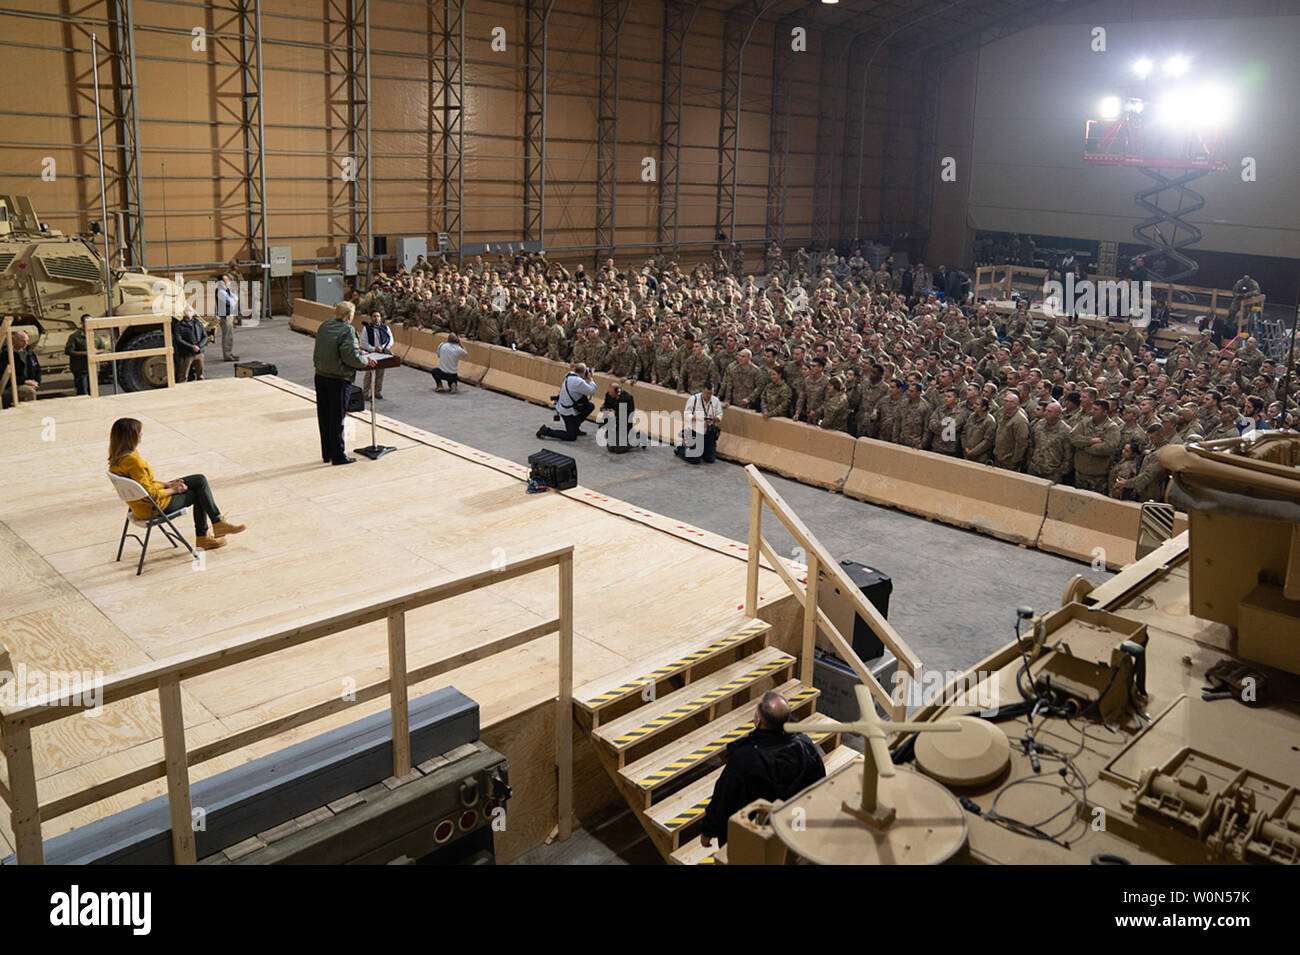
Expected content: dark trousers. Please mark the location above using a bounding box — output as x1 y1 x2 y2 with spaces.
315 374 350 462
675 428 718 464
73 372 90 396
541 412 583 441
168 474 220 535
431 369 460 386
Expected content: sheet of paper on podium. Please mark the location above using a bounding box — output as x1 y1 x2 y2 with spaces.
360 351 401 368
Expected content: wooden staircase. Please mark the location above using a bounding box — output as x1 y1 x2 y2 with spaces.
573 614 859 864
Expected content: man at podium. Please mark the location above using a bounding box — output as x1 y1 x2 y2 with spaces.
313 301 375 466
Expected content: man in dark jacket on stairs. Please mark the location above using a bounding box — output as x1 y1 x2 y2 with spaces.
700 690 826 848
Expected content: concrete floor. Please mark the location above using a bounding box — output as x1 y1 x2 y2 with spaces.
169 316 1114 864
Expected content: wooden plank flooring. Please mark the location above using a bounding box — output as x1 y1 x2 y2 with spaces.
0 377 789 848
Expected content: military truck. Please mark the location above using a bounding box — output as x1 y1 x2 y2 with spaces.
0 194 189 393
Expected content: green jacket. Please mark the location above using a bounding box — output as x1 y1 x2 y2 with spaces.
64 329 108 375
313 318 367 381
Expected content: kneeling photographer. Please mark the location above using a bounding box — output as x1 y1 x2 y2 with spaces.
597 378 642 453
674 382 723 464
537 362 596 442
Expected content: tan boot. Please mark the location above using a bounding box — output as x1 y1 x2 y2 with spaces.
213 516 246 536
196 534 227 550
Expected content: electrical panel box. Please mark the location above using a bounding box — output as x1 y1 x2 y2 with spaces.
303 270 344 306
340 243 357 277
395 236 427 272
269 245 293 278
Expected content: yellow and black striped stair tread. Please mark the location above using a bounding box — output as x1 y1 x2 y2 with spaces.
643 717 847 835
574 617 771 714
620 679 818 794
669 838 721 866
663 745 864 863
592 646 796 752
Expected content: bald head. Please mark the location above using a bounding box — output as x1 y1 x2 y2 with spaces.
756 690 791 731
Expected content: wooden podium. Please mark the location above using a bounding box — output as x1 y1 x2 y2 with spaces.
356 352 401 460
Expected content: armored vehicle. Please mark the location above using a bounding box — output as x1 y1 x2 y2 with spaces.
719 431 1300 866
0 194 186 392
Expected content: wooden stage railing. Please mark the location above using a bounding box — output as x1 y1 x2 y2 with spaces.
85 313 175 397
1 316 20 407
742 464 920 721
973 264 1264 332
0 544 575 865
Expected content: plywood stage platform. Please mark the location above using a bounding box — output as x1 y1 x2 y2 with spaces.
0 377 794 861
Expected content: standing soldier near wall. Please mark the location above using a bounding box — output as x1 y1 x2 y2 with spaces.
994 392 1030 471
1069 398 1122 492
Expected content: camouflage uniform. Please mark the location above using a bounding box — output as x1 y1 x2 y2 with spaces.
679 351 716 393
721 361 764 409
820 392 850 432
925 404 966 455
994 410 1030 471
961 412 997 464
1026 419 1072 482
546 324 568 362
1069 416 1122 492
796 373 830 423
856 380 889 438
653 344 678 388
609 342 640 380
897 398 931 449
759 378 792 418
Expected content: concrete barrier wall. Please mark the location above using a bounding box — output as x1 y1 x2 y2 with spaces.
843 439 1051 545
719 411 856 491
288 299 1188 569
289 298 333 335
480 345 559 405
1038 486 1187 569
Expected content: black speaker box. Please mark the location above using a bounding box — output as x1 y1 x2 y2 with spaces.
818 559 892 663
527 449 577 490
234 361 278 378
345 383 365 412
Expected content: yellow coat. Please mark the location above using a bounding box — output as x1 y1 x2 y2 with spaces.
110 451 172 520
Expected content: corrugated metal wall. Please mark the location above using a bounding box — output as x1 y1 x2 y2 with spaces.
1 0 869 279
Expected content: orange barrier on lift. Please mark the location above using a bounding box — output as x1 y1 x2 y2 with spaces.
843 438 1051 545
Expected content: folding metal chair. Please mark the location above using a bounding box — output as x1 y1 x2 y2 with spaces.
107 471 198 575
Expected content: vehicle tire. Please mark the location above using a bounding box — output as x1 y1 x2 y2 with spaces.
115 328 170 392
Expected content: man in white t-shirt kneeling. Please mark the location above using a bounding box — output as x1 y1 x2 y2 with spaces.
432 333 469 393
675 382 723 464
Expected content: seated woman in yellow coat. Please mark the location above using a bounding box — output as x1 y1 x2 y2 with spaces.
108 417 246 550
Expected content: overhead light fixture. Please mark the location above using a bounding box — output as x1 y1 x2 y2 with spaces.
1162 55 1189 77
821 0 839 4
1123 97 1145 114
1133 57 1153 79
1098 96 1121 120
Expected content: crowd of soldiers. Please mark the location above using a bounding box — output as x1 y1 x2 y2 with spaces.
348 244 1289 503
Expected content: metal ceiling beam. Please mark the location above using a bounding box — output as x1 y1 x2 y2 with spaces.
595 0 633 262
765 12 797 248
431 0 464 260
714 0 775 246
344 0 372 281
235 0 268 316
107 0 146 270
657 0 702 257
523 0 555 244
